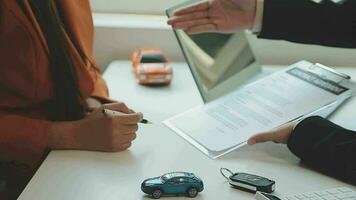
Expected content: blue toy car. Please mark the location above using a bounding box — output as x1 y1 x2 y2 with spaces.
141 172 204 199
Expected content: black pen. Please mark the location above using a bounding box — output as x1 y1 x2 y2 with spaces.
103 109 153 124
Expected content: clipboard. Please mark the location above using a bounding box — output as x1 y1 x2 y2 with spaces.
164 61 356 159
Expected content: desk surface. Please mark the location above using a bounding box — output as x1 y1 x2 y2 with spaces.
19 61 356 200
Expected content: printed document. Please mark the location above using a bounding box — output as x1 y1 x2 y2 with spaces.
164 61 356 158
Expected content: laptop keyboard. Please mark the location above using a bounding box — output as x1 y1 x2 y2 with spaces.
281 187 356 200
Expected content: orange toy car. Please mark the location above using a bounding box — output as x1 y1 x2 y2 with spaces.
131 48 173 85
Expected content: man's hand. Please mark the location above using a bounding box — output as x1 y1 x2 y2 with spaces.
247 121 298 145
167 0 257 34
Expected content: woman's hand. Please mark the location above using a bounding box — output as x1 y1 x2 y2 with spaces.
48 102 142 152
247 121 297 145
85 97 103 111
167 0 257 34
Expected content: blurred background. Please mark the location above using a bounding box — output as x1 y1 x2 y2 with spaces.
90 0 356 71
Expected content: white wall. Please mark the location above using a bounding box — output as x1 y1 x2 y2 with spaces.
90 0 181 15
93 13 356 71
93 13 181 70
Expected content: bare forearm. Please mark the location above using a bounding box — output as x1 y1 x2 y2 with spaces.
47 97 102 150
48 122 80 150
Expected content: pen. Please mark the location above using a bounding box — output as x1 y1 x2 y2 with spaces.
103 109 153 124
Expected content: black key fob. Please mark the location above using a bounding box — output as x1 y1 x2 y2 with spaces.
221 168 275 193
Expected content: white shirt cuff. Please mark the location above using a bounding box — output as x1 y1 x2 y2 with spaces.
292 118 304 131
251 0 264 34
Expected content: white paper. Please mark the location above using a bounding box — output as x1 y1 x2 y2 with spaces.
164 61 355 156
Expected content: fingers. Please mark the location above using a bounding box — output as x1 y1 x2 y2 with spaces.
103 108 143 125
248 122 295 145
174 1 209 16
113 132 136 143
173 18 211 30
119 142 132 151
118 112 143 125
247 131 275 145
108 142 132 152
125 125 139 135
168 11 209 25
114 124 139 134
167 1 216 34
103 102 130 114
187 24 218 34
122 133 137 141
110 133 136 152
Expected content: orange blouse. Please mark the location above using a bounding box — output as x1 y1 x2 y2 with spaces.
0 0 109 198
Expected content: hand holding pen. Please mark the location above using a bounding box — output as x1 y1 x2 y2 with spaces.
103 109 153 124
86 99 153 124
49 101 146 152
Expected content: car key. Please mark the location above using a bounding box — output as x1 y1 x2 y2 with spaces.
220 168 276 193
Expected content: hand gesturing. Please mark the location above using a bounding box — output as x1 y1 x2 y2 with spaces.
167 0 257 34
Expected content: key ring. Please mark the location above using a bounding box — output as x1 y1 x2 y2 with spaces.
220 168 234 181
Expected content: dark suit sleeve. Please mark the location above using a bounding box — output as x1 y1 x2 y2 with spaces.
259 0 356 48
287 116 356 185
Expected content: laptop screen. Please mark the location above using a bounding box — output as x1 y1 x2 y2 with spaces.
166 0 258 102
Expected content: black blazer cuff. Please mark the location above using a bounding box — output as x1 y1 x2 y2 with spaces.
287 116 336 159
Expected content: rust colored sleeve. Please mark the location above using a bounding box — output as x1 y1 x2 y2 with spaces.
90 67 112 103
0 115 50 168
0 115 51 198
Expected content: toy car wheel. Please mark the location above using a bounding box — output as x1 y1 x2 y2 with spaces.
152 189 163 199
187 187 198 198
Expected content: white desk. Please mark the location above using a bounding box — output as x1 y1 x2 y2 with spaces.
19 61 356 200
